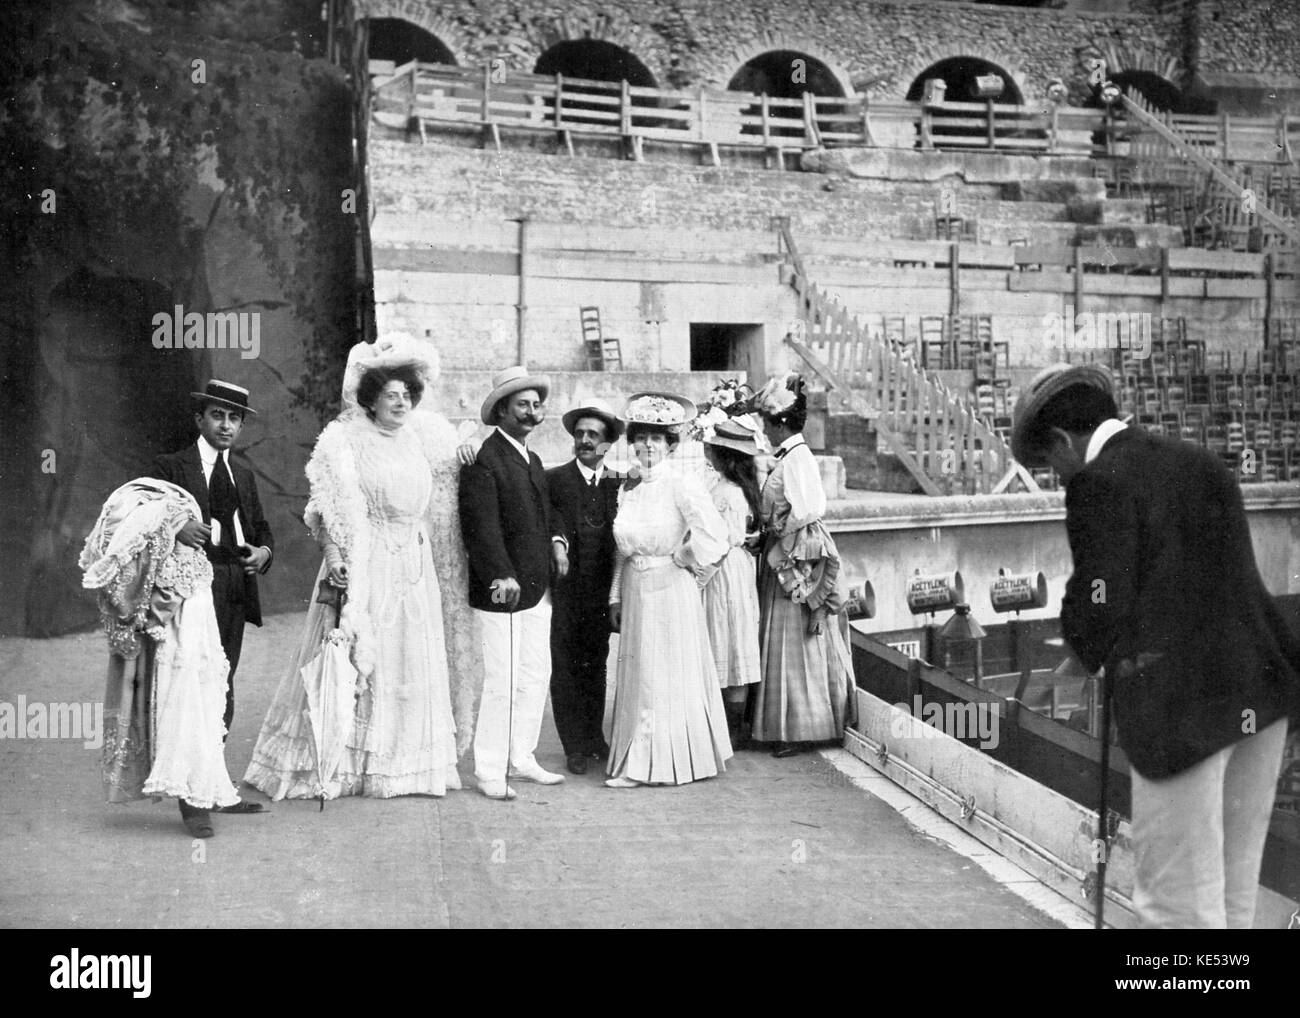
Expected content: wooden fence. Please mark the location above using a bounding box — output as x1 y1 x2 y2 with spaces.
370 61 1300 164
776 225 1035 496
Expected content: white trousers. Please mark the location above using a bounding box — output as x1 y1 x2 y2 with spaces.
1130 718 1287 929
473 594 552 785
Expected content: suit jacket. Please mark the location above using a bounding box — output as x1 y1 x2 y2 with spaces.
152 443 275 626
1060 426 1300 779
459 429 556 613
546 460 620 612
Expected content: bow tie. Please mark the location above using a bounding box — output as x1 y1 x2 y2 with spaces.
774 447 789 460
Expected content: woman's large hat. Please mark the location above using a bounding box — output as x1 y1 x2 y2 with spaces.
562 398 623 439
622 391 697 429
703 416 760 456
480 365 551 425
342 333 439 410
1010 363 1117 467
191 379 257 415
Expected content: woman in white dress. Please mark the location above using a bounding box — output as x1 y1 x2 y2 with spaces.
244 335 478 800
698 417 763 747
81 478 239 834
605 392 733 788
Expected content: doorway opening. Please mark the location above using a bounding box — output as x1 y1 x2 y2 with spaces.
690 322 763 374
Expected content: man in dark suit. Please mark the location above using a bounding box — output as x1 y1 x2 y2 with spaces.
1013 363 1299 928
460 366 570 799
547 400 622 775
153 379 274 833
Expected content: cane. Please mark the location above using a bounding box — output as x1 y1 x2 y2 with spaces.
504 608 515 800
1094 664 1112 929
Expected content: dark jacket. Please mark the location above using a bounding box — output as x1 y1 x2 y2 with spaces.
546 460 620 611
459 429 556 613
1060 426 1300 779
152 443 275 626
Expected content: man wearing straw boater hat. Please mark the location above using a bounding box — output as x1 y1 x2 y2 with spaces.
459 366 570 799
153 379 275 834
1012 363 1299 928
547 398 623 775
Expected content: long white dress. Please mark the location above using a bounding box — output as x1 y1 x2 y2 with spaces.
701 475 762 689
607 460 733 784
81 479 239 809
244 414 463 799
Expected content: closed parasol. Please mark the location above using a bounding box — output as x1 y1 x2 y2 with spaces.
301 580 359 810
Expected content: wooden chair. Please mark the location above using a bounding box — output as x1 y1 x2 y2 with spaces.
579 306 623 371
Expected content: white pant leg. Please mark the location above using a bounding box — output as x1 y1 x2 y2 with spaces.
508 593 552 773
1222 718 1288 929
473 594 552 784
1131 748 1228 929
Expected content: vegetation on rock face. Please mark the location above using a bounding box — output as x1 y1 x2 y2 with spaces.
0 0 358 420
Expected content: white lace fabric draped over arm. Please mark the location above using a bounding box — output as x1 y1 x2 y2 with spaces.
672 468 728 574
413 409 485 758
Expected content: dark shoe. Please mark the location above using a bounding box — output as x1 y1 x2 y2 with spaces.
566 753 589 775
216 801 266 814
178 801 214 838
771 742 805 759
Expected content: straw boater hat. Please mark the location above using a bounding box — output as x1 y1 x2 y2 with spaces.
480 365 551 425
704 416 760 456
622 391 698 430
561 398 623 439
191 379 258 415
1010 363 1117 468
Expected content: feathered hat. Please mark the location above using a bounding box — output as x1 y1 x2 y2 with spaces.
341 333 439 410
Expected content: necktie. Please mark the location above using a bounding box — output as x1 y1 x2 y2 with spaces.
209 452 239 551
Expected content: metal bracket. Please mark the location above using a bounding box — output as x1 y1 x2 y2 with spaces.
959 794 977 821
876 742 889 766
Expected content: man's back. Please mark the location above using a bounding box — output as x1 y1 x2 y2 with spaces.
1062 427 1299 777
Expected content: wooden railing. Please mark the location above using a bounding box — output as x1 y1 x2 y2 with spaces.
776 223 1037 496
1120 92 1300 247
371 62 1300 167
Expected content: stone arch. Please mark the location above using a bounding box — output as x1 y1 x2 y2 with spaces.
354 0 468 66
904 54 1025 105
523 6 668 83
896 46 1030 104
716 37 855 97
534 39 657 87
1079 41 1208 113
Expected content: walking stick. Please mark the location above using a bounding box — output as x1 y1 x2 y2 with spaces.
504 608 515 800
1094 664 1112 929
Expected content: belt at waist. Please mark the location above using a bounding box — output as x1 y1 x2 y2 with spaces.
628 554 674 571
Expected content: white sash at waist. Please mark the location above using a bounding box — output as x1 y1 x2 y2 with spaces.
628 554 674 571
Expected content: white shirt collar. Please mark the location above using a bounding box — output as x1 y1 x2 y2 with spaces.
1085 418 1127 465
575 460 603 484
197 437 225 465
495 426 531 462
777 434 806 456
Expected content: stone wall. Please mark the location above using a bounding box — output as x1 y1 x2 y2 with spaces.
357 0 1180 104
1191 0 1300 77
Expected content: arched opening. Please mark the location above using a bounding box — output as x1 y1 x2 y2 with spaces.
24 270 203 636
533 40 657 87
726 50 846 100
905 57 1022 105
726 50 847 140
364 17 456 67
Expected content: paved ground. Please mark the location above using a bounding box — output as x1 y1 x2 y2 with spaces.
1 613 1062 929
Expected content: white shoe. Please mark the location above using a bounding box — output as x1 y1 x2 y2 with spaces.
604 776 641 789
509 764 565 785
478 781 518 800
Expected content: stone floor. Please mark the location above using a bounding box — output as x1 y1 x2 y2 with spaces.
0 612 1063 929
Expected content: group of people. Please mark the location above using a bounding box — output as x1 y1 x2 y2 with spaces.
81 334 857 838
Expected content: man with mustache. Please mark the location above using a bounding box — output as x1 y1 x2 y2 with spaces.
459 366 570 799
547 400 623 775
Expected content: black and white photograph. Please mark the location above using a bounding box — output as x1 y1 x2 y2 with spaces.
2 0 1299 980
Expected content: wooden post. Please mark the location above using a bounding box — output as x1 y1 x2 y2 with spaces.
1160 247 1170 309
621 78 631 135
555 72 564 128
950 241 961 318
761 93 771 146
986 98 996 150
515 217 529 364
1074 245 1084 318
482 64 491 122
